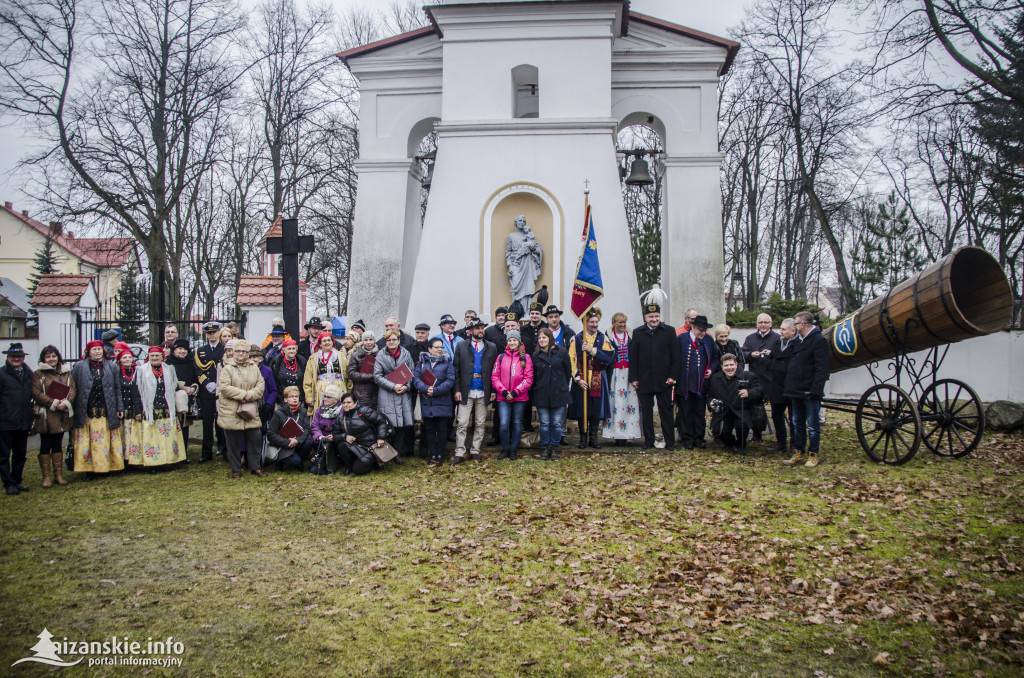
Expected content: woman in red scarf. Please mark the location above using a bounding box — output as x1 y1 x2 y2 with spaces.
69 341 125 478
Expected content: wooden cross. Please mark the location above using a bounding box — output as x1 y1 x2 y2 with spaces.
266 218 315 341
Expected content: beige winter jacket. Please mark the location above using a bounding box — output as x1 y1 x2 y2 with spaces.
217 361 265 430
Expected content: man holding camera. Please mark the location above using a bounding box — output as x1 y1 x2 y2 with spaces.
706 353 763 452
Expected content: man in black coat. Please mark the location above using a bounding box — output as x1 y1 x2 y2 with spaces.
706 354 763 451
451 320 497 464
628 304 682 450
376 317 416 351
0 343 33 495
783 311 830 467
766 318 798 453
484 307 507 345
455 310 478 341
297 317 324 360
741 313 781 441
518 302 546 432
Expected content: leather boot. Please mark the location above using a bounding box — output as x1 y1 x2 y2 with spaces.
39 455 53 488
589 430 602 449
577 433 588 449
51 454 67 485
540 446 550 460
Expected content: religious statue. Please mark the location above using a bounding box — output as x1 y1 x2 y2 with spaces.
506 214 543 312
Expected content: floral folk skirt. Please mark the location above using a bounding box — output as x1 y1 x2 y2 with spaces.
125 416 187 466
602 367 642 440
73 417 125 474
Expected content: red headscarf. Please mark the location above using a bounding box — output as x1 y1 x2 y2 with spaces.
148 346 163 354
282 339 297 348
86 340 103 350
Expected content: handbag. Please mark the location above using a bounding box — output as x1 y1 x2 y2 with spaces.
237 401 259 422
174 389 189 413
64 437 74 471
371 441 399 464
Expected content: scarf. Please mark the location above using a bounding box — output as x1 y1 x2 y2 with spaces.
319 402 342 420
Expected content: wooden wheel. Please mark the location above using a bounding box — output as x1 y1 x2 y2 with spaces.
918 379 984 459
855 384 922 465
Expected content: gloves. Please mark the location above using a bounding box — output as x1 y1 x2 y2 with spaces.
205 382 218 394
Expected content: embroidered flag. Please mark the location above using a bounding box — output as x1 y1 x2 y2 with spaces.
571 197 604 318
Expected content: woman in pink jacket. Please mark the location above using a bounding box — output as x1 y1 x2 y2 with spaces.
491 330 534 460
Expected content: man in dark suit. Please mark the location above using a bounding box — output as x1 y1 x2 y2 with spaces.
298 317 324 359
484 307 508 345
451 320 497 464
629 303 681 450
741 313 781 442
783 311 830 467
767 318 798 453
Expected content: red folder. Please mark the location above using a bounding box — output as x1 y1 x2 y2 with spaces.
46 380 71 400
386 364 414 386
278 417 305 439
360 354 376 374
421 369 437 387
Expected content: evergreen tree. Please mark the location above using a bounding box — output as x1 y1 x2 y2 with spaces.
630 219 661 296
850 191 928 303
27 234 58 296
117 266 149 343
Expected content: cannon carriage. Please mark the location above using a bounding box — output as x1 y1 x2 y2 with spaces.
820 247 1014 465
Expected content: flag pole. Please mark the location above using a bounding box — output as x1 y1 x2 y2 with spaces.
581 182 589 434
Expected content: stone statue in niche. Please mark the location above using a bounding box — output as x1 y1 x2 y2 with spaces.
505 214 543 312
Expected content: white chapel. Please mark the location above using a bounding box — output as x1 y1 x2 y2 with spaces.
339 0 738 329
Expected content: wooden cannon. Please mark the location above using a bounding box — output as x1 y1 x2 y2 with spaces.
821 246 1013 465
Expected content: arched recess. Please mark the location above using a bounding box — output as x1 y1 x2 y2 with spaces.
615 110 667 147
480 182 564 315
511 64 539 118
407 117 441 158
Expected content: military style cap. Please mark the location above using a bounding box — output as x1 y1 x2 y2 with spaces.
504 311 519 322
643 304 661 315
529 302 544 313
203 321 222 333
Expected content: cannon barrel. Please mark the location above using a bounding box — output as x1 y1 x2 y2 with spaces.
825 246 1013 373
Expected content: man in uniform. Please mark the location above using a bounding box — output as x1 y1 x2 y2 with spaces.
195 321 226 462
629 303 681 450
569 308 614 449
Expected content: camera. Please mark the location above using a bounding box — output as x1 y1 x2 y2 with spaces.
710 399 723 413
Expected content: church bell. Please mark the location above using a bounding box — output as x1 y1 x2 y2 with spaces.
624 157 654 187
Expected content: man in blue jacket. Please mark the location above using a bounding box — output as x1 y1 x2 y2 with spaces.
676 315 720 449
782 311 830 467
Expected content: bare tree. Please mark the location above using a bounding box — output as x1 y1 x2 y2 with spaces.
0 0 244 320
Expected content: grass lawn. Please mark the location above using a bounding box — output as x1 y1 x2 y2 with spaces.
2 414 1023 676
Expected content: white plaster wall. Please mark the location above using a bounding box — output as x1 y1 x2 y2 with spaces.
241 306 282 342
731 328 1024 403
405 120 639 332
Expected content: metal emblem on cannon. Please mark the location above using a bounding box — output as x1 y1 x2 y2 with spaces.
821 246 1014 465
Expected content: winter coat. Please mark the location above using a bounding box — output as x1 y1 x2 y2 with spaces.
530 346 572 409
374 347 415 427
333 405 389 448
311 404 340 442
412 352 456 418
31 362 75 434
217 361 265 430
452 338 498 401
136 363 181 422
628 323 681 394
783 328 830 400
741 329 781 389
707 369 764 431
713 338 744 372
267 403 310 449
270 354 307 404
491 348 534 402
70 358 123 430
347 345 379 409
1 360 35 431
766 336 798 404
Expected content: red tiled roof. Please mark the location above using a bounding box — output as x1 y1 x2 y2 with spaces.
29 274 94 307
236 274 308 307
259 216 283 246
1 202 130 269
69 237 135 268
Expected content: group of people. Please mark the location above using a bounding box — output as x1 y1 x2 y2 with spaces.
0 301 830 493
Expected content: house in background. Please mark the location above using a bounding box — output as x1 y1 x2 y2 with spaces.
0 277 31 338
0 200 140 306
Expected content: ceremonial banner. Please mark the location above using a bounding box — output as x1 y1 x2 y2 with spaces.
570 197 604 318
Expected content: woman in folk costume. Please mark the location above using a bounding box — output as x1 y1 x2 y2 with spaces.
132 346 187 467
69 341 125 478
602 312 642 444
116 348 145 466
568 307 615 449
303 332 350 411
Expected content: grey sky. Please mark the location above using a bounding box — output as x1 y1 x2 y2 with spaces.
0 0 748 213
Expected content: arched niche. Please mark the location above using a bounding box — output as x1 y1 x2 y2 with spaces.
480 183 563 316
406 117 440 158
616 111 667 148
511 64 539 119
